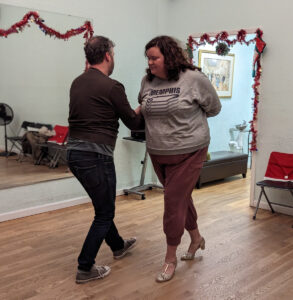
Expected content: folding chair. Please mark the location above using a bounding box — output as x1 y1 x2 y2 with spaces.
7 121 53 159
36 125 68 168
7 121 34 156
253 152 293 227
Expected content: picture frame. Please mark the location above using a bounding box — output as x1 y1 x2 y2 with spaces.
198 50 235 98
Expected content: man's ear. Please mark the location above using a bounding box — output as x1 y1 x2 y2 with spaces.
105 52 111 62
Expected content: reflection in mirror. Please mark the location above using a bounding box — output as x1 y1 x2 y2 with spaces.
0 4 91 189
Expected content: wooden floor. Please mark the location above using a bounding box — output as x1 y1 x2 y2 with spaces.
0 173 292 300
0 155 73 190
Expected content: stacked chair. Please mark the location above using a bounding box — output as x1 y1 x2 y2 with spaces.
36 125 68 168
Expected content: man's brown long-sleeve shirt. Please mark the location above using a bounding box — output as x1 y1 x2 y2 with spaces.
69 68 143 147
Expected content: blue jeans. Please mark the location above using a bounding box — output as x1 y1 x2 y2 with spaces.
67 150 124 271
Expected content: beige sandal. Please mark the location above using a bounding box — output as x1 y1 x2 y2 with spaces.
156 260 177 282
181 237 205 260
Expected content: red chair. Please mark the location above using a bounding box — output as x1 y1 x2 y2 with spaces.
48 125 68 145
253 152 293 226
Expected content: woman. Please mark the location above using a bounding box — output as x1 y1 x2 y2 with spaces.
138 36 221 282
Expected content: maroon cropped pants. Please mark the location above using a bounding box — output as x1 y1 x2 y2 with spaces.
150 147 208 246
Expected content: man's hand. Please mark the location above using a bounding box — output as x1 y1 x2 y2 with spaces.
134 105 141 115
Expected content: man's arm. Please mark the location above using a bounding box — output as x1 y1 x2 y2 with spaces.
110 82 144 130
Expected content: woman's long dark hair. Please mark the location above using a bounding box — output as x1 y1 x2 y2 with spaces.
145 35 200 81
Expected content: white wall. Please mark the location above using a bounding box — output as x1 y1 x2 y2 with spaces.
1 0 292 218
159 0 293 215
0 0 161 218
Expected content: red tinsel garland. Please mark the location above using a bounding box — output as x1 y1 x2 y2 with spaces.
189 29 258 47
0 11 93 40
188 28 266 152
250 53 262 151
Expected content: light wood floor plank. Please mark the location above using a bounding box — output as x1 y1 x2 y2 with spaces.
0 172 292 299
0 156 72 190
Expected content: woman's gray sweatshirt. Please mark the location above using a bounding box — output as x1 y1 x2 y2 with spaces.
138 69 221 155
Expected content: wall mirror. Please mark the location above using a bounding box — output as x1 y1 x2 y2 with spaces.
0 3 92 189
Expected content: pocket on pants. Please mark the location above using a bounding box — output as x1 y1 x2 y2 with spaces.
73 164 102 189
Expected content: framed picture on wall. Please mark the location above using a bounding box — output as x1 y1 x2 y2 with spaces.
198 50 235 98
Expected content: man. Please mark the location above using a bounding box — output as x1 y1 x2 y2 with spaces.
67 36 143 284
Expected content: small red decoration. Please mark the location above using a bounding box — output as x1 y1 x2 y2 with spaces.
188 28 266 152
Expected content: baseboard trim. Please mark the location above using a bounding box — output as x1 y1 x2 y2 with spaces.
0 197 90 222
0 188 127 222
251 200 293 216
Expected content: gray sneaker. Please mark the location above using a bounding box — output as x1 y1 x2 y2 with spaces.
76 265 111 284
113 237 137 259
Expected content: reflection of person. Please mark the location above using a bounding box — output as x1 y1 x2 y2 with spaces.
67 36 143 284
138 36 221 282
